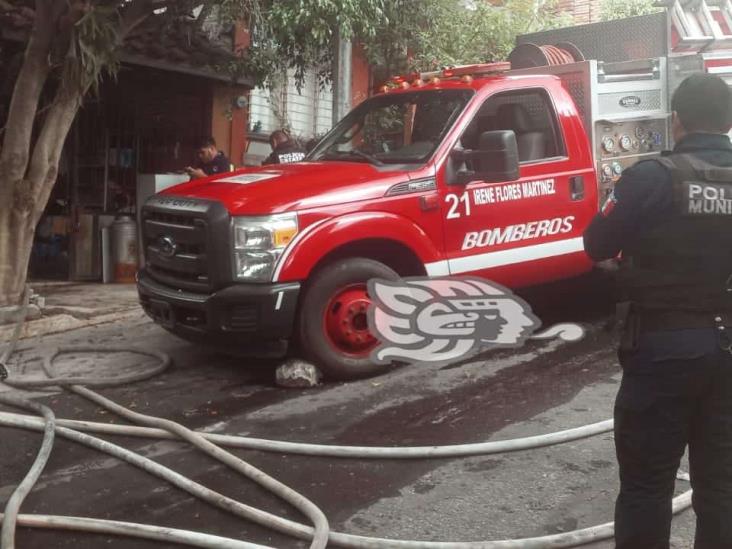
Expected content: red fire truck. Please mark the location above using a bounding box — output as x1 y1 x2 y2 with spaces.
137 5 732 380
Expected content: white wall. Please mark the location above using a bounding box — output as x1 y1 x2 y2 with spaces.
249 69 334 139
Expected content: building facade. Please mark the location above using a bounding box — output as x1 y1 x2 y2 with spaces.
557 0 604 23
244 44 373 165
0 6 253 281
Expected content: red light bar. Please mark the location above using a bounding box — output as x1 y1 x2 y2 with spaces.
377 63 508 94
440 62 511 78
388 72 420 85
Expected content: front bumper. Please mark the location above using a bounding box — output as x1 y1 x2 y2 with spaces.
137 270 300 345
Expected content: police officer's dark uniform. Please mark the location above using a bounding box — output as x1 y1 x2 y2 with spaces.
196 150 231 176
584 73 732 549
263 141 306 165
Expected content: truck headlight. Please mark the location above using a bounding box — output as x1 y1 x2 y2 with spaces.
232 214 298 282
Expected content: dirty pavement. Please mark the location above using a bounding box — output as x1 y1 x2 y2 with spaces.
0 277 696 548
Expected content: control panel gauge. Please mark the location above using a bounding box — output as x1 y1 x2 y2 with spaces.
601 136 615 153
635 126 648 140
619 135 632 151
612 162 623 176
602 164 613 179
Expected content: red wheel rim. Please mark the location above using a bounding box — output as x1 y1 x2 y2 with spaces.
323 283 377 358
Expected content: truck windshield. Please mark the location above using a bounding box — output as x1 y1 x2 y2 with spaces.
307 89 474 166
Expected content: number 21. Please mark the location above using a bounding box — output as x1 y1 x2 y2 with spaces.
446 192 471 219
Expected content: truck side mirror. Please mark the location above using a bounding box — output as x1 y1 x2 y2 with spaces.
451 130 520 185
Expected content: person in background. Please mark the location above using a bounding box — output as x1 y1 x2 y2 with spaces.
263 129 306 165
185 136 231 179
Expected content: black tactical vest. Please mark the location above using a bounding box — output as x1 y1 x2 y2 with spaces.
618 153 732 318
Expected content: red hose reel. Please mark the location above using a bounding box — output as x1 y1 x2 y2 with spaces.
508 42 586 69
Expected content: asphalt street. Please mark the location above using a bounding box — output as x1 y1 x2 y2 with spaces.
0 274 697 548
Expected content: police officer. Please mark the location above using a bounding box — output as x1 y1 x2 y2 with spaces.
185 136 232 179
263 129 306 165
584 73 732 549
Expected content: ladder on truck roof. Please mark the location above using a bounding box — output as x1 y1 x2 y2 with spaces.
663 0 732 50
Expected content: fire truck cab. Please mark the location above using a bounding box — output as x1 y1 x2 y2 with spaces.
137 3 732 380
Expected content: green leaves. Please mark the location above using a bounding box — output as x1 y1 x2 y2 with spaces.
256 0 387 86
46 0 575 102
598 0 661 21
68 3 122 94
363 0 571 77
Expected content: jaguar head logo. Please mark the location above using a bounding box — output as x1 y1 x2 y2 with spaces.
368 277 583 365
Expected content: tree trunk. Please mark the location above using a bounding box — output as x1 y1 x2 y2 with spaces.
0 7 58 307
0 0 154 307
0 195 37 307
0 2 84 308
0 82 83 307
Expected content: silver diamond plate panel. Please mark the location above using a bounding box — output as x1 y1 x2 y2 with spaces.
517 12 667 62
597 89 662 117
563 74 590 131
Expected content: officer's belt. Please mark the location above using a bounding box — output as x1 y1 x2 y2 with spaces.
637 309 732 332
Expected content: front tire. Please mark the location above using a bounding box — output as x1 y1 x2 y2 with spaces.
297 258 399 380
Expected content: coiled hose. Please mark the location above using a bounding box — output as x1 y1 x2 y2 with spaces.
0 287 693 548
0 289 329 549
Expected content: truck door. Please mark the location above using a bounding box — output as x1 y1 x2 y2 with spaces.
440 87 594 287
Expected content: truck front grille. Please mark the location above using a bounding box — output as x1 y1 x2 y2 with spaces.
146 211 197 227
141 197 230 292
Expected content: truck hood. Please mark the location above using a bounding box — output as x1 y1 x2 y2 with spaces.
161 162 413 215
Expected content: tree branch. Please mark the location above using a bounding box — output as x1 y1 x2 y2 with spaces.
119 0 153 40
0 0 67 197
27 67 85 205
0 103 52 137
53 0 90 64
28 92 80 220
196 3 214 30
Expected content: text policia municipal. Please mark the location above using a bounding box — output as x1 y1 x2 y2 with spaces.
687 182 732 214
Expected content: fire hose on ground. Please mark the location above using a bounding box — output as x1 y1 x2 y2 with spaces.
0 288 693 549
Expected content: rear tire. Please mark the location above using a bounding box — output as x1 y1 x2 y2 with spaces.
297 258 399 380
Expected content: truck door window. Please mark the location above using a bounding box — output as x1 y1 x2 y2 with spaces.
460 89 565 163
308 89 474 166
